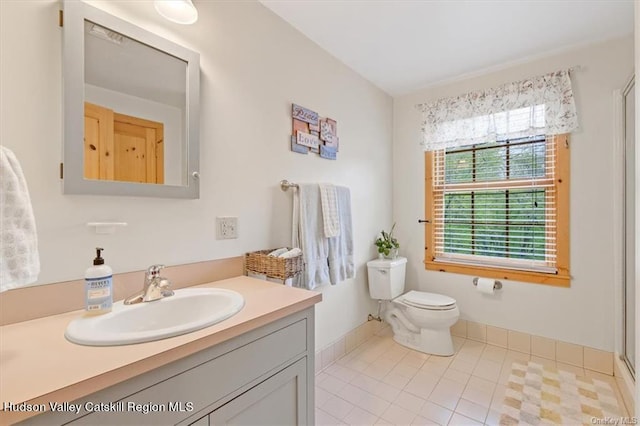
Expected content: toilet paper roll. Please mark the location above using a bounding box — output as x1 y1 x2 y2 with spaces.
476 277 495 294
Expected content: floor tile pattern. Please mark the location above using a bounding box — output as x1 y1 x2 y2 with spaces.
499 361 622 425
316 329 629 426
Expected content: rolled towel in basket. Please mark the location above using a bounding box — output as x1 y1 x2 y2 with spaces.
268 247 289 257
278 248 302 258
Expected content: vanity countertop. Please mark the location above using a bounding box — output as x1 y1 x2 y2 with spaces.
0 276 321 424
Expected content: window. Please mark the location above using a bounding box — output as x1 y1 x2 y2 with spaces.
425 134 569 286
417 69 576 286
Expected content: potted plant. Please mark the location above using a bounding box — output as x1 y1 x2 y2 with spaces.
375 223 400 259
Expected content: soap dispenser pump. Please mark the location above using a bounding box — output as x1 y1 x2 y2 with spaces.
85 247 113 315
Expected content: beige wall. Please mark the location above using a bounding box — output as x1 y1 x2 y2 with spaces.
0 1 393 350
1 0 633 357
393 36 634 351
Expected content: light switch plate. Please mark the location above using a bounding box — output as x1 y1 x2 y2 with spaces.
216 217 238 239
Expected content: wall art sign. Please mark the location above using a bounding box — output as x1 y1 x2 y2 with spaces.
292 104 319 126
320 145 337 160
296 131 320 149
320 120 333 144
291 135 308 154
320 118 339 151
290 103 339 160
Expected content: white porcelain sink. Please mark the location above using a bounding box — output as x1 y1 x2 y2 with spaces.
65 288 245 346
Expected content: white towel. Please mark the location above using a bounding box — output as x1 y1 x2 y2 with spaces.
0 146 40 292
268 247 288 257
327 186 354 285
278 247 302 258
292 184 329 290
319 183 340 238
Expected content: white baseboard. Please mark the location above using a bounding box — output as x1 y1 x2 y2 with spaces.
315 319 386 374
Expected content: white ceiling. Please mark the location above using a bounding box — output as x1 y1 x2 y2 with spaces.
260 0 634 96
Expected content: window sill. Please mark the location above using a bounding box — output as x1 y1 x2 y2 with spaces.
424 260 570 287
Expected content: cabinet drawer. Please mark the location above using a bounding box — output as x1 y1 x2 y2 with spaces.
70 318 307 425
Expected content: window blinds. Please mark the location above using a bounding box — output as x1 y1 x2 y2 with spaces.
431 135 558 273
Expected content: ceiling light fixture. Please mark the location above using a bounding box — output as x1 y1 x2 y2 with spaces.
153 0 198 25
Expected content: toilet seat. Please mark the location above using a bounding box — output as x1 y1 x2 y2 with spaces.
400 290 457 311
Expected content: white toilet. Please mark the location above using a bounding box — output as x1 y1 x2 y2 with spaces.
367 257 460 356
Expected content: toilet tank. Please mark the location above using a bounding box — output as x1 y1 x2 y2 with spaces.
367 257 407 300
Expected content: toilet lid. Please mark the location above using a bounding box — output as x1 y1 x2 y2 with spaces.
402 290 457 310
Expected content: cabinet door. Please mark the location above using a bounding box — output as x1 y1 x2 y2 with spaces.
209 358 307 426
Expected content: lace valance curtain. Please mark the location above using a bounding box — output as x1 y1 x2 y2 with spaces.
415 69 578 151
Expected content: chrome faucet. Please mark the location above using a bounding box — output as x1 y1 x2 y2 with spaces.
124 264 174 305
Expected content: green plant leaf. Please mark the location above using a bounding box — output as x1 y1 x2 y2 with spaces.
374 223 401 252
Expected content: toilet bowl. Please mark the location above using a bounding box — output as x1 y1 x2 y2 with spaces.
367 257 460 356
386 290 459 356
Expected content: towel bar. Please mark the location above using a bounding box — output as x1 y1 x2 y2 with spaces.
280 179 299 191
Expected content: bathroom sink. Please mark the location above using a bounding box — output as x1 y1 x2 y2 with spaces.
65 288 245 346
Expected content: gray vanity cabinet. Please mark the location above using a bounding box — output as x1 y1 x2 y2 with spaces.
205 358 307 425
20 307 315 426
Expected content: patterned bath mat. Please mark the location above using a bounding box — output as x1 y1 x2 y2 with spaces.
500 361 621 425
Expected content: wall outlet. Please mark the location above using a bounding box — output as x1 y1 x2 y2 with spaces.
216 217 238 239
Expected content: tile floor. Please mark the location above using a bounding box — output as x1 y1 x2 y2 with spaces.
315 328 629 425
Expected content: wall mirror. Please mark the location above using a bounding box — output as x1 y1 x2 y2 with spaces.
62 0 200 198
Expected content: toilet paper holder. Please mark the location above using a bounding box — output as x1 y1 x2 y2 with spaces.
472 277 503 290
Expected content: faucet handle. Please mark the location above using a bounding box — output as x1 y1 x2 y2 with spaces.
146 264 165 278
157 278 174 297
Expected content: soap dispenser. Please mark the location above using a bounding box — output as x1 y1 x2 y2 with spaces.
85 247 113 315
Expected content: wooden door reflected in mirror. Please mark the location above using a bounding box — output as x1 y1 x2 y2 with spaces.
84 102 164 184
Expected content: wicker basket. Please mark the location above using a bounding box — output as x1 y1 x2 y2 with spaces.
245 248 304 280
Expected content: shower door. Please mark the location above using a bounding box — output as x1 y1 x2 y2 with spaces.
623 76 635 378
